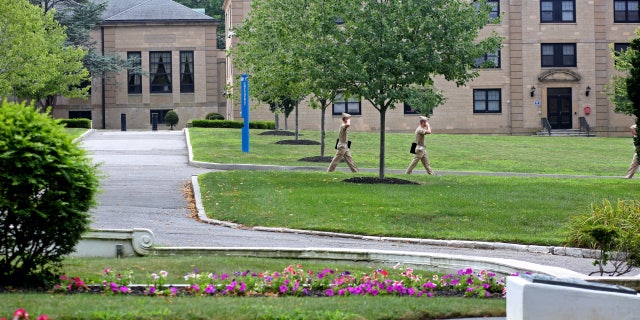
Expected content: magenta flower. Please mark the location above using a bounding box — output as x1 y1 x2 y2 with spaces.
205 284 215 295
149 286 156 295
326 289 335 296
279 285 287 294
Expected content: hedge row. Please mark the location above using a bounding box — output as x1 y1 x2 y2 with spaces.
191 120 275 130
60 118 92 129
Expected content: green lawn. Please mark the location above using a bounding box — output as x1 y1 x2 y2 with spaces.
189 128 634 176
198 171 637 246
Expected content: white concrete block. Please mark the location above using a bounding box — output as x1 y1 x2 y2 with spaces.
507 275 640 320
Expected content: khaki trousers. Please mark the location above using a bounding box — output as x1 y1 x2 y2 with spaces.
626 152 639 178
327 145 358 172
405 147 434 175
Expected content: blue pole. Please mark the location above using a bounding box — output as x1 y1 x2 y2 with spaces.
241 74 250 153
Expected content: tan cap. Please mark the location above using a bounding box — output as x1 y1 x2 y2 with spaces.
419 116 428 121
342 113 351 118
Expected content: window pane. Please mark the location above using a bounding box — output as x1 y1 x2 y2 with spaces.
347 103 360 114
615 1 626 11
150 52 172 93
541 2 552 11
127 52 142 94
541 12 553 21
562 45 574 55
333 103 346 114
542 45 554 55
488 90 500 101
630 1 639 10
488 101 500 111
474 90 486 100
474 101 486 111
180 51 194 93
562 12 573 21
562 1 573 10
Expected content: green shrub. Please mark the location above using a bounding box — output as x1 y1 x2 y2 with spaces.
192 119 243 128
205 112 225 120
566 199 640 276
165 110 179 130
60 118 91 129
0 101 100 287
191 120 276 129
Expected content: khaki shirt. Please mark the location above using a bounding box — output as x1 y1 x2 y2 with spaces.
338 123 349 144
414 126 428 146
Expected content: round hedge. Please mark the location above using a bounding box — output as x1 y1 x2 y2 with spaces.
0 101 100 287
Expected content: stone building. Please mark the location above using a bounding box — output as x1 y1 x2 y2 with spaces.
53 0 226 130
223 0 638 136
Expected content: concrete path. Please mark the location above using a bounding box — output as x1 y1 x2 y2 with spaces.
81 129 608 276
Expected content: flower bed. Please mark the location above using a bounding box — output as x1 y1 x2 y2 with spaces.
52 264 514 299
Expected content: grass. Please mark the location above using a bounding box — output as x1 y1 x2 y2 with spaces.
65 128 89 139
199 171 637 246
189 128 634 176
0 294 506 320
1 256 506 319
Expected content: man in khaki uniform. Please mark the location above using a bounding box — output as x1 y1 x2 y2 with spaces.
625 124 638 179
405 116 435 175
327 113 359 172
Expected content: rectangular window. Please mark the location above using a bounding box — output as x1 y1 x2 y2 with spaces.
489 0 499 19
332 92 361 115
127 52 142 94
180 51 194 93
404 102 418 114
475 49 501 68
150 51 172 93
473 89 501 113
541 43 576 67
69 110 92 120
474 0 500 20
150 109 171 124
541 0 575 23
615 43 630 53
615 1 640 22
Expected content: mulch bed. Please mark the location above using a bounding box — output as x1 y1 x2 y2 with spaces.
275 139 320 145
343 177 420 185
259 130 296 136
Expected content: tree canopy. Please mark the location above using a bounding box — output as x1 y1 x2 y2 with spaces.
233 0 502 178
0 0 88 100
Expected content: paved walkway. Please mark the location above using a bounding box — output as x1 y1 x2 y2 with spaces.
80 129 608 276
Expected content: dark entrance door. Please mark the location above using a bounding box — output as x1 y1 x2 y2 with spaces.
547 88 572 129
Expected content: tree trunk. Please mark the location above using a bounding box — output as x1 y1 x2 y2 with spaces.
295 100 299 140
378 106 386 179
320 103 327 157
275 113 280 130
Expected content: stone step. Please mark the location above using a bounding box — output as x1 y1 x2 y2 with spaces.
535 129 595 137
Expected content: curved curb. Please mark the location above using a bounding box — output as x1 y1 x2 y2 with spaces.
149 246 586 279
73 128 96 143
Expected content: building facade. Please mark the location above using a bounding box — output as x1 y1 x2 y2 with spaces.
53 0 227 130
223 0 638 136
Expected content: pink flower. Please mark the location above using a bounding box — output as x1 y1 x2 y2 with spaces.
13 308 28 320
37 316 49 320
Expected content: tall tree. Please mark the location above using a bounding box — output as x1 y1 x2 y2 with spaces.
30 0 143 109
233 0 311 140
607 28 640 161
0 0 88 101
335 0 502 178
233 0 347 155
